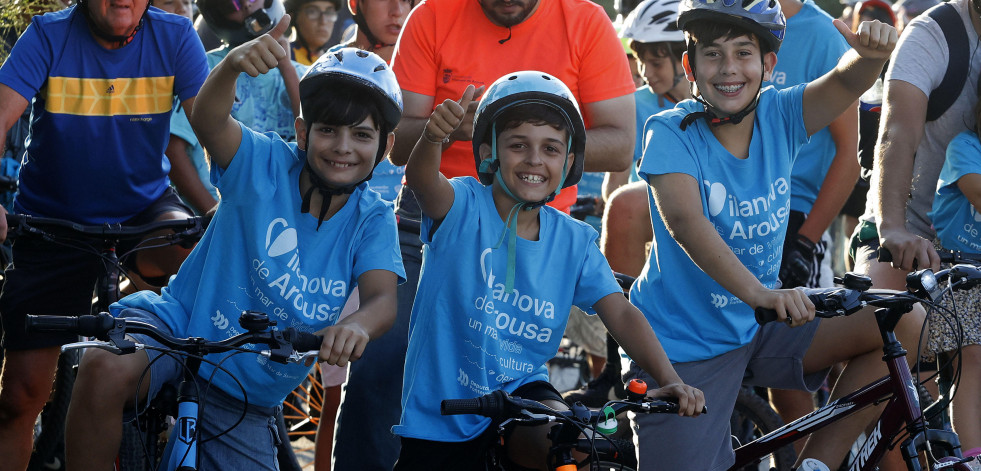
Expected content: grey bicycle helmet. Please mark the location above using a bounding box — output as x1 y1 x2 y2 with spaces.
676 0 786 53
472 71 586 191
298 47 402 131
621 0 685 44
199 0 286 47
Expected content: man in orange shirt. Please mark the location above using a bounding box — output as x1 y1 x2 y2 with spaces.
331 0 636 468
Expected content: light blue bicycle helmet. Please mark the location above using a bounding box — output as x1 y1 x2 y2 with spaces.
472 71 586 192
299 47 403 131
199 0 286 47
676 0 786 53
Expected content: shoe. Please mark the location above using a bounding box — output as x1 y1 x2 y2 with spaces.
562 368 625 408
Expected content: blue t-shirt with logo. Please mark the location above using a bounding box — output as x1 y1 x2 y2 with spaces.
766 0 848 214
0 6 208 223
931 131 981 252
631 85 809 363
112 123 405 407
394 177 621 441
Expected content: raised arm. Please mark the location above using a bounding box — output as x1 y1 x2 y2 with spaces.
582 94 636 173
404 85 477 223
802 20 896 136
190 16 292 170
390 87 484 167
650 172 814 324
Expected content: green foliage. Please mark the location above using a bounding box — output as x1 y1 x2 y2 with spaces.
0 0 65 64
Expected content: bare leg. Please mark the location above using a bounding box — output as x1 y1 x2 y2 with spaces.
314 384 343 471
768 388 814 455
0 347 60 471
952 344 981 450
601 182 652 278
65 346 150 471
130 210 195 292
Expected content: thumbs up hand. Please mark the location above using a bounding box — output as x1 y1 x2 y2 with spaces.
227 14 293 77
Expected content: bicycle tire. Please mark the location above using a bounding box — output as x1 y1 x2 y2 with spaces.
730 387 797 471
28 350 78 471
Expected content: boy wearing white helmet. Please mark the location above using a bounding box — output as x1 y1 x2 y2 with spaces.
392 72 704 469
65 18 406 468
624 0 922 469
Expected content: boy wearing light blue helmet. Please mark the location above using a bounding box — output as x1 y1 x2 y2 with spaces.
66 26 406 468
625 0 924 469
392 71 704 470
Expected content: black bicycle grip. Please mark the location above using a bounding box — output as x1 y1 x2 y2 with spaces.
283 328 323 352
754 307 778 324
25 312 115 336
440 397 484 416
878 246 892 263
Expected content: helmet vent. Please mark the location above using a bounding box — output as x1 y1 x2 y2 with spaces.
373 64 387 72
541 75 551 80
508 75 518 80
356 50 369 58
334 51 344 62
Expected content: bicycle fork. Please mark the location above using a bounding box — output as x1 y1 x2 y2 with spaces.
163 358 202 471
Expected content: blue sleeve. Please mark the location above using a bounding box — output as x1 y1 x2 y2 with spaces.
211 122 292 199
420 177 471 246
173 21 209 102
353 200 407 284
169 107 198 146
572 229 622 314
779 84 810 161
0 17 53 102
940 132 981 192
637 112 699 182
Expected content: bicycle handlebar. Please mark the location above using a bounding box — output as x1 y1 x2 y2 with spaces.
25 312 322 364
755 263 981 324
6 213 205 245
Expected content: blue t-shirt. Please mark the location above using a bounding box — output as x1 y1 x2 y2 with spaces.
0 6 208 223
766 0 848 214
631 85 809 363
931 131 981 252
394 177 621 441
207 47 308 141
634 86 678 182
113 123 406 407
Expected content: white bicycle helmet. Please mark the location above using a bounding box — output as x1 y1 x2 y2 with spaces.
620 0 685 44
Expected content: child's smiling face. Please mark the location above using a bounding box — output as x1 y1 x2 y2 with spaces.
300 116 381 187
483 122 573 204
686 33 776 116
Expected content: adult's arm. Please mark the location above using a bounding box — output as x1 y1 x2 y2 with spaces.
166 134 218 214
797 102 859 242
390 90 435 166
802 20 895 136
874 79 938 270
582 94 635 173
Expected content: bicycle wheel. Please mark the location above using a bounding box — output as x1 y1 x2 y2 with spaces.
283 370 324 468
28 349 78 471
730 387 797 471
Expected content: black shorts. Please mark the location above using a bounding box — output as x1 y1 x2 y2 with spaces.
394 381 565 471
0 188 192 350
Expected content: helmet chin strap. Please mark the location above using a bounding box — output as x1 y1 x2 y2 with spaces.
300 160 357 230
479 123 569 294
679 54 766 131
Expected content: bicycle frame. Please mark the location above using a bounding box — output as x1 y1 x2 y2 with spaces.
731 307 963 471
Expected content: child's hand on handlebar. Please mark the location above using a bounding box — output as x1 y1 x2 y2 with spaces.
317 322 370 367
752 287 815 327
651 383 705 417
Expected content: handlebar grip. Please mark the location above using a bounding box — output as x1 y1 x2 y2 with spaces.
878 246 892 263
25 313 116 336
755 307 778 324
284 328 322 352
441 398 483 416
